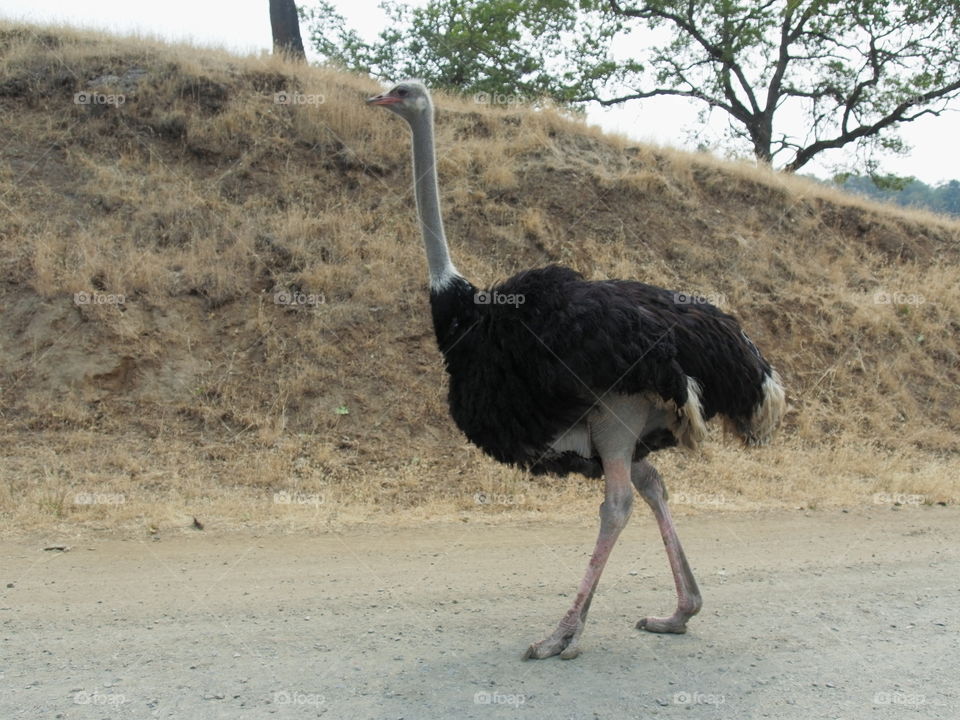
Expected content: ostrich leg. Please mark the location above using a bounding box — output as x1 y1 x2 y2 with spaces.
523 455 634 660
631 460 702 633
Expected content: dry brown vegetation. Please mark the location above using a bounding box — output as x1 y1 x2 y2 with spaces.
1 22 957 537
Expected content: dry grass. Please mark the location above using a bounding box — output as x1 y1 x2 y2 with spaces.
0 21 958 537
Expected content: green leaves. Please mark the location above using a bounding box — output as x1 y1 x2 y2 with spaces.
303 0 615 103
303 0 960 173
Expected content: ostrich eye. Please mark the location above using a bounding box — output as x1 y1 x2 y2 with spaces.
396 87 408 97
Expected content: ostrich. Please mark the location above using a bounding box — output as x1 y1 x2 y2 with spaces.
367 81 785 660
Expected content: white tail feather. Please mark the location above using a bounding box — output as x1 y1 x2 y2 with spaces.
671 376 708 451
726 369 786 446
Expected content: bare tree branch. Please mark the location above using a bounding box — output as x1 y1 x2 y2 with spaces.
786 77 960 171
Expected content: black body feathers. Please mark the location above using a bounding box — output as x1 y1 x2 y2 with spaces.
430 266 775 476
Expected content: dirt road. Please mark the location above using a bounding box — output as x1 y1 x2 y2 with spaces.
2 507 957 719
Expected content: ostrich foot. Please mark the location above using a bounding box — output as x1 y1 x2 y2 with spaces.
522 618 585 660
637 613 690 634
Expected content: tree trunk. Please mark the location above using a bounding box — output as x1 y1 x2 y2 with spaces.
270 0 306 61
750 116 774 166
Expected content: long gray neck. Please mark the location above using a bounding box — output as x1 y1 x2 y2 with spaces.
408 109 459 291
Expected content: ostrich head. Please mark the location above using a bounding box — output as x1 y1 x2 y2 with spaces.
366 80 431 121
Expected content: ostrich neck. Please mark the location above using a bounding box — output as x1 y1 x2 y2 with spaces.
409 111 459 290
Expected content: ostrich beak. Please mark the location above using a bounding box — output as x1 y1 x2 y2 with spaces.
367 94 402 106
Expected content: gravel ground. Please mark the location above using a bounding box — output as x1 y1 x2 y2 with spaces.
1 506 957 719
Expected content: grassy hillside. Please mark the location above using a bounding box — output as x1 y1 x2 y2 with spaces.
1 22 957 535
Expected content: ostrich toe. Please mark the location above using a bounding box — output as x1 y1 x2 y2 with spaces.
522 618 585 660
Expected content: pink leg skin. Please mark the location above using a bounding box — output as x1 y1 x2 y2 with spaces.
522 456 634 660
631 460 702 633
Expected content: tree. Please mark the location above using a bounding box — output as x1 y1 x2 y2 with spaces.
304 0 960 173
301 0 610 102
270 0 306 61
588 0 960 172
940 180 960 216
832 174 960 216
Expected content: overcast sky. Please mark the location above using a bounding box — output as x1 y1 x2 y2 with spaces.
3 0 956 184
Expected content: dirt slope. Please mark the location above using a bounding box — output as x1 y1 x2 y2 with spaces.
0 22 957 532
